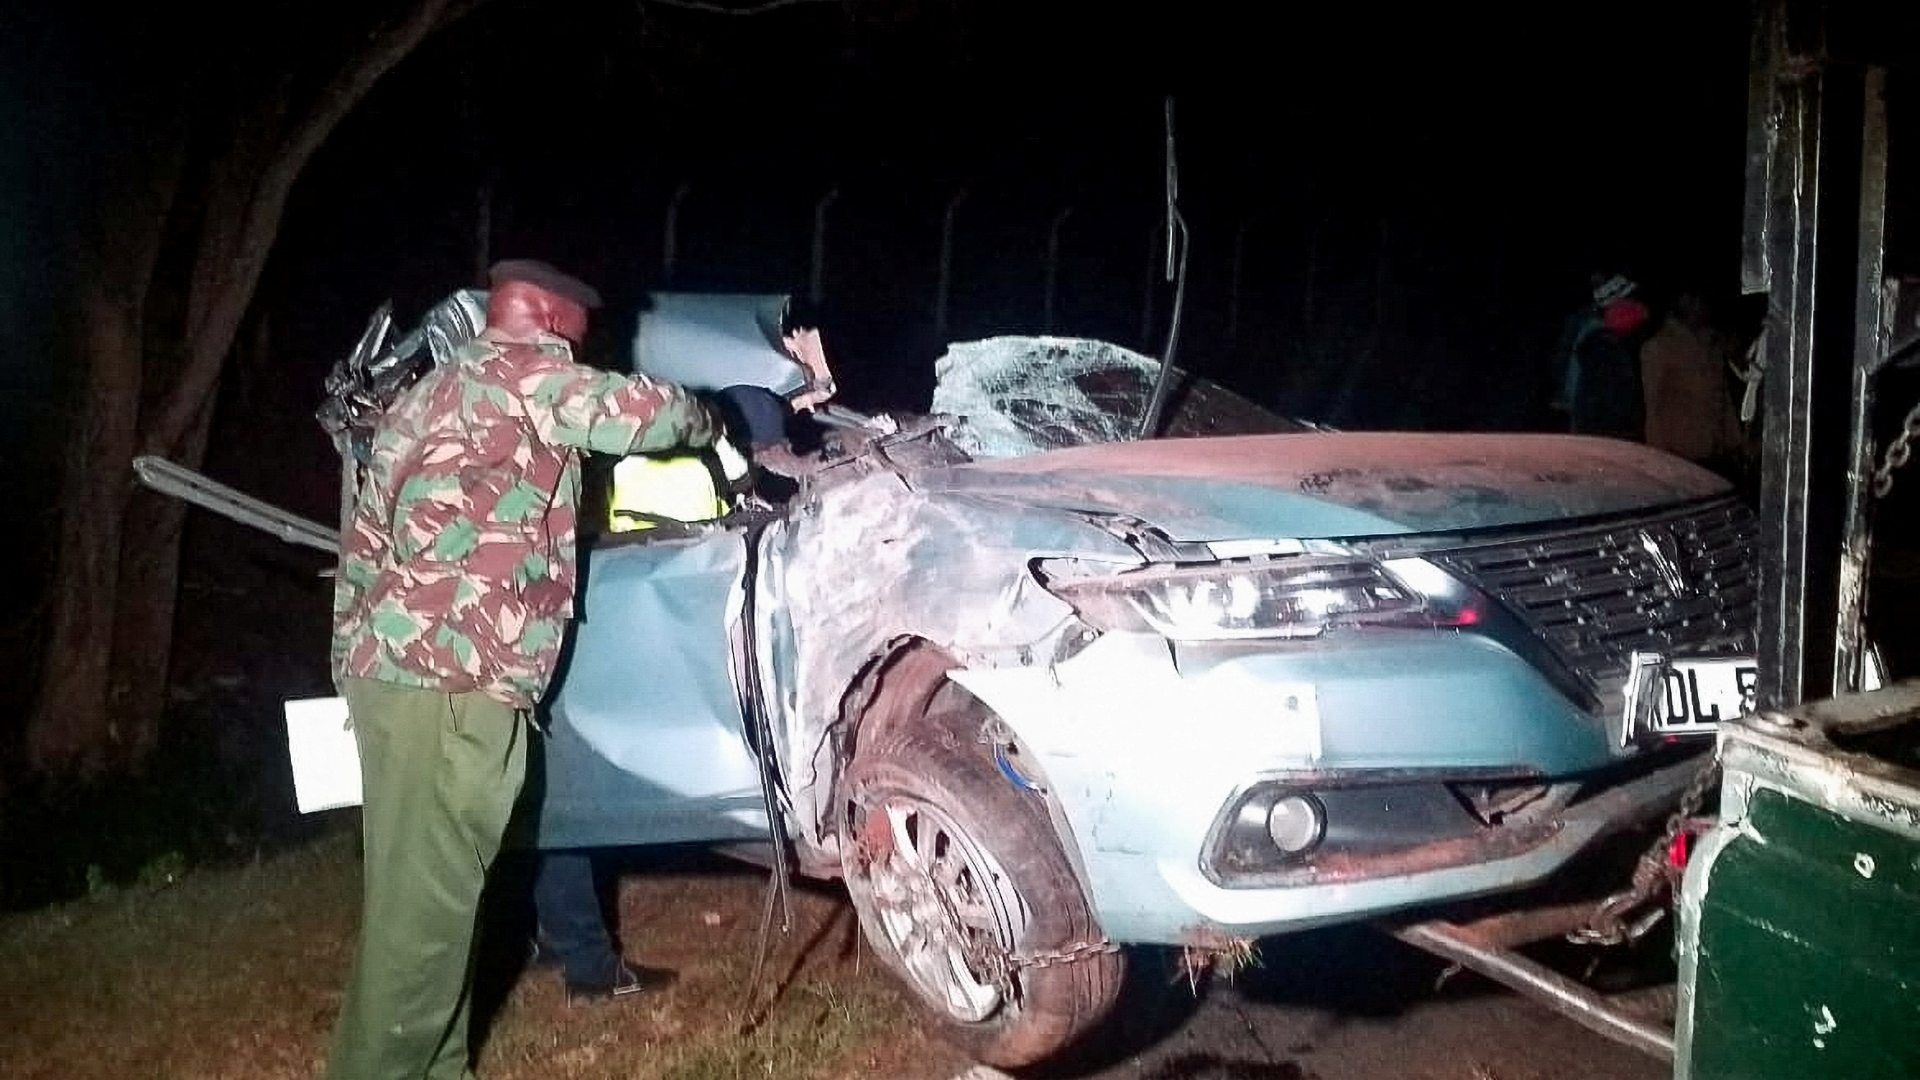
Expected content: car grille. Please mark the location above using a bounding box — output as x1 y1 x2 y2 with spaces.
1437 498 1759 692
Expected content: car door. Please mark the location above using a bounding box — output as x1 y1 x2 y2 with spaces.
528 527 768 849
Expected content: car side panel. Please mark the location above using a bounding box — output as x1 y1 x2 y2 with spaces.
533 533 766 848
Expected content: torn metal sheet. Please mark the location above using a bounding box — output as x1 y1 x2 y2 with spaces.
318 291 487 464
632 292 808 397
755 433 1140 847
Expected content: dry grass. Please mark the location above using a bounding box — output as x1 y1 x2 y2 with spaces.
0 829 966 1080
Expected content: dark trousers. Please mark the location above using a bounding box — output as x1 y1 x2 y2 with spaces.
533 849 621 986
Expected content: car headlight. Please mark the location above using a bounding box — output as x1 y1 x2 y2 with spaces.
1036 556 1422 641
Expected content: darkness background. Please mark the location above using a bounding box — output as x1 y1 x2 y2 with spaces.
8 1 1789 537
0 0 1911 906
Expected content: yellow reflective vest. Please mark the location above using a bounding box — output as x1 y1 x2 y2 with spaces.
607 437 751 533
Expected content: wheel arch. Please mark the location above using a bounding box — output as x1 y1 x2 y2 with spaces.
833 636 1101 905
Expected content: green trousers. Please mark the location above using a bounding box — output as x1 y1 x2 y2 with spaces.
326 677 528 1080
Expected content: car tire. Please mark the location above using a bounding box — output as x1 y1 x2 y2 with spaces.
838 703 1124 1069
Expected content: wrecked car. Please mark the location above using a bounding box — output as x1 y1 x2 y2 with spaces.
513 302 1757 1068
273 294 1758 1069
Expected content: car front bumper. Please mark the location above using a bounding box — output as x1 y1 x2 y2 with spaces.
950 629 1700 944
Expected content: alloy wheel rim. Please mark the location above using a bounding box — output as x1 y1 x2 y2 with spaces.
859 795 1021 1023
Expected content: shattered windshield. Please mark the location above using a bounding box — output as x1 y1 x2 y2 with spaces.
930 336 1309 459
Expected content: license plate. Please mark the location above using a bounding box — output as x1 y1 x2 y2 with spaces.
1647 658 1759 734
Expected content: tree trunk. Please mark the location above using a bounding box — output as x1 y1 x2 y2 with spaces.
26 286 148 774
146 0 474 459
24 0 481 778
107 395 218 768
25 116 180 775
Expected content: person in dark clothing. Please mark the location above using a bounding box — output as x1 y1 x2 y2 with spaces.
529 851 663 1002
1555 274 1653 439
530 384 804 1004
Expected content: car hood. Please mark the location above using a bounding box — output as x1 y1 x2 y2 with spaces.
924 432 1731 540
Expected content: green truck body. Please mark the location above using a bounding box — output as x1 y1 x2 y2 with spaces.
1675 683 1920 1079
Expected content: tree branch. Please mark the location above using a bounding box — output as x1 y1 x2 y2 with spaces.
148 0 487 457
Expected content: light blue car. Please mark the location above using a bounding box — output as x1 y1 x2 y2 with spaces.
530 319 1757 1069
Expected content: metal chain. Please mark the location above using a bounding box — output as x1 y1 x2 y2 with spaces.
1569 755 1721 947
950 884 1115 980
1007 938 1121 970
906 844 1115 985
1871 396 1920 498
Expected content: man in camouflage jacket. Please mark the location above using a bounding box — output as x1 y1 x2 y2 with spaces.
326 260 719 1080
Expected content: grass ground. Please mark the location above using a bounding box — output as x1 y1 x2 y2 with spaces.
0 827 967 1080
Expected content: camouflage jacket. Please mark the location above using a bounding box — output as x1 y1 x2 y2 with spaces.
331 330 718 708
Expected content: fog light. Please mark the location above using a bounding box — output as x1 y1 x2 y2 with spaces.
1266 794 1325 855
1211 786 1329 878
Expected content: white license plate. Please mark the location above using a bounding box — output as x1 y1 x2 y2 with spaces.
1647 658 1759 734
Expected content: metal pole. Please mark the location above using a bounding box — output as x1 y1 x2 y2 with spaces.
1044 205 1073 332
1749 0 1823 709
1392 922 1675 1062
810 185 839 306
132 456 341 553
663 181 693 285
1746 0 1877 708
1137 97 1189 440
1835 68 1892 695
934 188 967 342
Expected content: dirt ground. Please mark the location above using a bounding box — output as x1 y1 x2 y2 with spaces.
1079 928 1668 1080
0 828 966 1080
0 821 1682 1080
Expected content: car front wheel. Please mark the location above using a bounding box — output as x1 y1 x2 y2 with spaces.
838 704 1123 1068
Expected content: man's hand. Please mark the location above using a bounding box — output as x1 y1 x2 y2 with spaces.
783 328 836 413
789 385 836 413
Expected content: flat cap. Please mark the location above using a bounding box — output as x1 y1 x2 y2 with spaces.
488 259 603 309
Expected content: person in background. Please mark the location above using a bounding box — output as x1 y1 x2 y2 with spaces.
525 848 663 1002
605 315 832 534
1555 273 1653 439
529 381 818 1005
1640 291 1748 475
326 259 720 1079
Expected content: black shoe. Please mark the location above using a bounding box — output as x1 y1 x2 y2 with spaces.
565 960 676 1005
